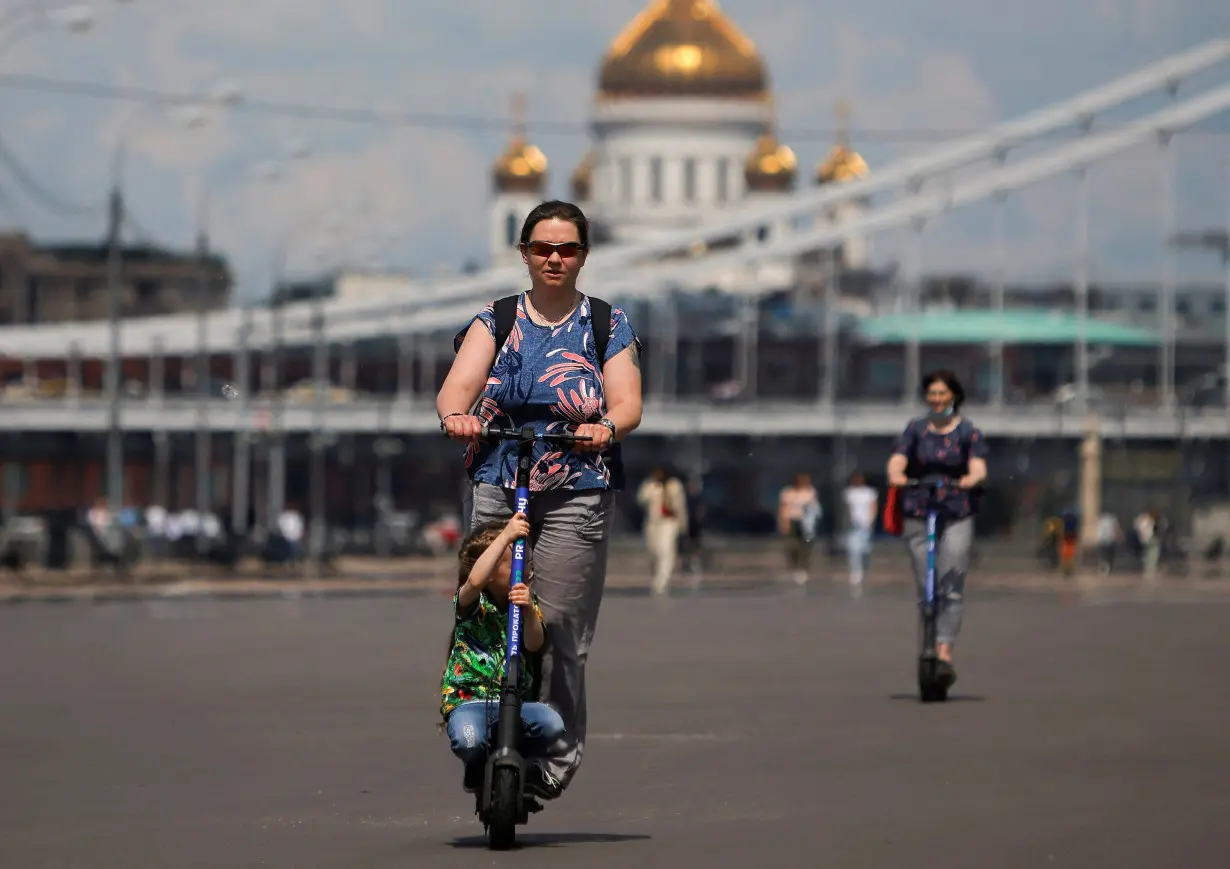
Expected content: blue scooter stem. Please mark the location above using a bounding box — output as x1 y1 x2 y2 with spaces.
925 508 937 606
506 483 529 675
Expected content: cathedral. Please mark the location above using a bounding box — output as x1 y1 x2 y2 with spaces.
488 0 871 268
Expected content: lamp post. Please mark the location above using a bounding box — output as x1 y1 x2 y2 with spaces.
103 85 241 522
192 135 333 554
271 198 368 572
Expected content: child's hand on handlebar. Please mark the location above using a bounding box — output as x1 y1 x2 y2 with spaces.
508 584 533 610
501 512 530 543
442 414 483 442
888 471 909 487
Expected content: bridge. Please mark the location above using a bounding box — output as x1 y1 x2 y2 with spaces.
0 396 1220 439
0 37 1228 358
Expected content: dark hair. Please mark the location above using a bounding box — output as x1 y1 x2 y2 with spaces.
519 199 589 249
440 522 509 696
921 369 965 411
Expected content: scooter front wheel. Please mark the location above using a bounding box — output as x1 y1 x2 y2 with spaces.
918 657 947 703
487 767 518 850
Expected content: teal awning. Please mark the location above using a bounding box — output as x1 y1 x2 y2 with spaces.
854 310 1159 346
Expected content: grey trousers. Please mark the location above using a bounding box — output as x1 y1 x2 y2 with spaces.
902 516 974 647
462 481 614 788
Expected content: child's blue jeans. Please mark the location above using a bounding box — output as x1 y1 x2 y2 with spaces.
446 700 566 767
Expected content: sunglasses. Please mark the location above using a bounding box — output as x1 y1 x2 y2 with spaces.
522 241 585 258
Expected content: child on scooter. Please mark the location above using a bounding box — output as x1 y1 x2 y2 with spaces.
440 513 566 800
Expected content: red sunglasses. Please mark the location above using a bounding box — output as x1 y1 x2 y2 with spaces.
521 241 585 258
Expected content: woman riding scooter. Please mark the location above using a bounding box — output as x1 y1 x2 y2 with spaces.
886 370 988 688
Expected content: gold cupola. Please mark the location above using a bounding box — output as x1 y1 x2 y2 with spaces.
598 0 767 100
745 131 797 193
492 94 547 195
815 99 869 185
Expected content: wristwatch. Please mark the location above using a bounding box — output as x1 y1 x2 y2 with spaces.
597 418 616 439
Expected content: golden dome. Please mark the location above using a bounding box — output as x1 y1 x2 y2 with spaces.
814 145 869 185
492 95 547 194
571 150 596 201
745 132 796 192
815 99 868 185
598 0 767 99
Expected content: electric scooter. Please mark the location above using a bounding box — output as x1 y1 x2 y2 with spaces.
461 423 589 850
909 476 951 703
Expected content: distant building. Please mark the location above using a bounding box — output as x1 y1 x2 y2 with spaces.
488 0 870 268
0 232 230 324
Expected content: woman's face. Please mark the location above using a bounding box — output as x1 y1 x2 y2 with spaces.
925 379 954 414
521 217 586 292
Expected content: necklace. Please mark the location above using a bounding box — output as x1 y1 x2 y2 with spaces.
526 291 579 327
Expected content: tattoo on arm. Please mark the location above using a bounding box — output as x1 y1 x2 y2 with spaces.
628 342 641 369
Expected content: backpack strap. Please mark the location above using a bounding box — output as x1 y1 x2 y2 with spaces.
459 294 608 361
491 295 519 354
587 296 611 368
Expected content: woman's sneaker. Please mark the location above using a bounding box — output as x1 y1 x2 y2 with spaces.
526 763 563 800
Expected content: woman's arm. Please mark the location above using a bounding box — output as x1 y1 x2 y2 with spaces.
887 422 916 485
961 457 987 488
599 343 643 439
886 453 909 485
436 321 496 421
960 426 989 488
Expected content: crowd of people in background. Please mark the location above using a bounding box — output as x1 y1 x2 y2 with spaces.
1042 506 1173 578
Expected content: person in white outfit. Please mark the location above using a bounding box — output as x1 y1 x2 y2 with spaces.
637 467 687 594
843 471 878 589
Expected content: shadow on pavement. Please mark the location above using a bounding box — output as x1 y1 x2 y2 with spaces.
888 693 989 703
451 832 652 849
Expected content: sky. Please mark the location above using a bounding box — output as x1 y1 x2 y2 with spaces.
1 0 1229 303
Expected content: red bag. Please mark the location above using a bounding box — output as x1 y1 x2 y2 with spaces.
883 486 904 536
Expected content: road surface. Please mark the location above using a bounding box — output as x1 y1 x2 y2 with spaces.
1 584 1227 867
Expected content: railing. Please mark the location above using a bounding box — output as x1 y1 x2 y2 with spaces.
0 394 1225 438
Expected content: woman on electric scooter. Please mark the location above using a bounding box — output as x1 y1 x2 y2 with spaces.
440 513 565 799
437 200 643 799
886 370 988 688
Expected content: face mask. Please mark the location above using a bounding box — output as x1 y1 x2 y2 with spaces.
928 403 954 425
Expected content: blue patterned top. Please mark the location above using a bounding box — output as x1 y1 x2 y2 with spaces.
453 293 639 491
891 417 988 520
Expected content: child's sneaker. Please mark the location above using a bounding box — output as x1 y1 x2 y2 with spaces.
526 763 563 800
463 761 484 793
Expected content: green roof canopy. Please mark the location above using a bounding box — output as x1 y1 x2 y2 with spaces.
854 310 1159 346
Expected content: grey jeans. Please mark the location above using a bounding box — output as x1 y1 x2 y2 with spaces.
902 516 974 647
462 481 615 788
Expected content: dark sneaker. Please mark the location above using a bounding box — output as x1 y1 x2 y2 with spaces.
463 761 484 794
935 660 957 690
526 763 563 801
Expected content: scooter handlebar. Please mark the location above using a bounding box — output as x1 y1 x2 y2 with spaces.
479 424 593 445
901 477 983 493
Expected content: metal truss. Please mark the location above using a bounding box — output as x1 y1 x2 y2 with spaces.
1 38 1229 357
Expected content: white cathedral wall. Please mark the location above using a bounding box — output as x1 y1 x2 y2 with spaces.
587 97 771 244
489 192 543 267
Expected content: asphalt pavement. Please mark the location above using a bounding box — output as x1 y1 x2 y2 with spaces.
1 585 1227 868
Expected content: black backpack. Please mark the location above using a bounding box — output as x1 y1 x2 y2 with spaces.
491 294 612 365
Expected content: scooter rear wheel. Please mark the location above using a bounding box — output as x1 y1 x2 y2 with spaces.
487 767 518 850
